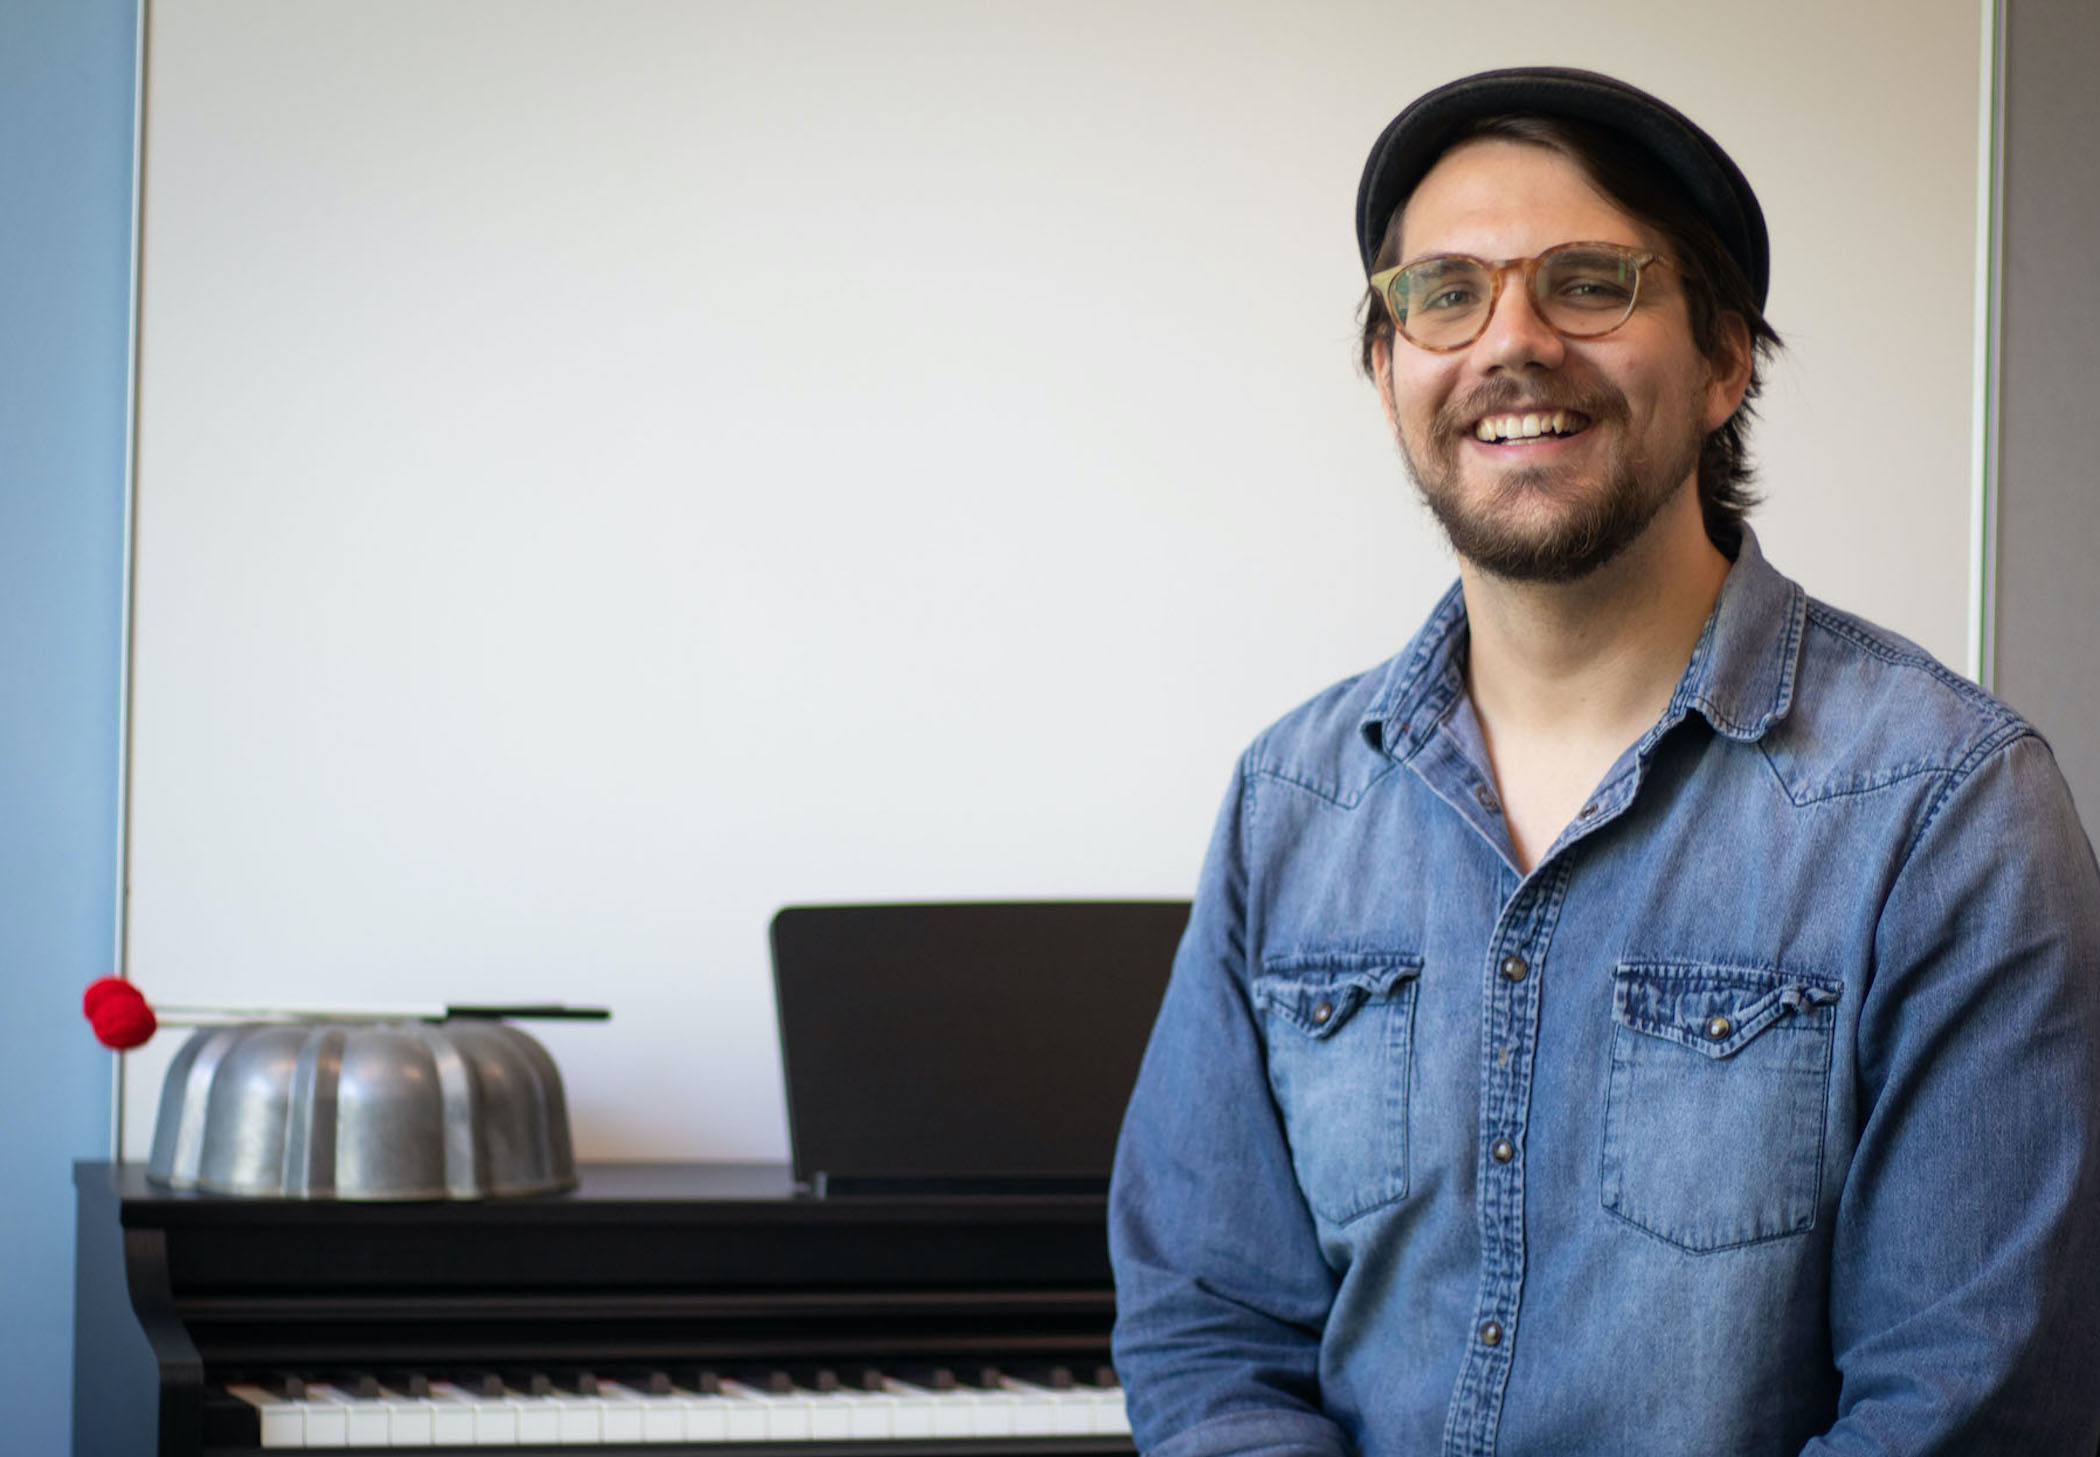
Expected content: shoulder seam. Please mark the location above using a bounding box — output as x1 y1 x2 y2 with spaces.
1897 722 2038 868
1802 602 2019 729
1245 758 1401 810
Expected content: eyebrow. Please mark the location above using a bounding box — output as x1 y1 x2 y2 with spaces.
1401 255 1479 279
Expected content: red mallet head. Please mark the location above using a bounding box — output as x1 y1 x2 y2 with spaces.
82 977 157 1050
82 975 131 1017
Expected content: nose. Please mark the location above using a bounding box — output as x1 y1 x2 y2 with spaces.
1472 268 1565 372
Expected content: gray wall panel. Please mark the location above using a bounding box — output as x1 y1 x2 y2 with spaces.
1995 0 2100 831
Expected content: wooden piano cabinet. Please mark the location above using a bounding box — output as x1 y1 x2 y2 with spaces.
73 1162 1135 1457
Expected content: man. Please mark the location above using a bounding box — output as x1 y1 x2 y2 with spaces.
1109 67 2100 1457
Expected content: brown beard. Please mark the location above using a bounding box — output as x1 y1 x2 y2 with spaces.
1395 375 1705 584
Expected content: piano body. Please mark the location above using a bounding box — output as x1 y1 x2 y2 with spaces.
73 1161 1134 1456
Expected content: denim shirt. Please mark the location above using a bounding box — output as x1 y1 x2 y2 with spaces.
1109 529 2100 1457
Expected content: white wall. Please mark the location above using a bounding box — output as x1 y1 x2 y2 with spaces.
121 0 1986 1160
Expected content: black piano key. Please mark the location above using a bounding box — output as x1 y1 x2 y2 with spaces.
348 1373 383 1400
1092 1364 1122 1389
728 1366 789 1394
674 1366 723 1395
896 1364 958 1391
268 1373 306 1400
557 1371 601 1397
960 1364 1005 1390
783 1363 841 1393
646 1371 675 1396
849 1365 888 1393
460 1370 506 1398
1016 1363 1075 1389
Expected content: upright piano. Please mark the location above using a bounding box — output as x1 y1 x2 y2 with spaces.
73 1161 1133 1456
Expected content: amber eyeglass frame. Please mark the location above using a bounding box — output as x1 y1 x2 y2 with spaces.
1370 241 1669 353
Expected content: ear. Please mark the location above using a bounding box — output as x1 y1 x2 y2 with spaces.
1701 312 1754 432
1372 333 1399 434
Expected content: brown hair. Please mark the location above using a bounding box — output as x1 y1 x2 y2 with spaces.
1356 114 1783 554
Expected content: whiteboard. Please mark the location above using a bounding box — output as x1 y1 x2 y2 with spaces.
121 0 1988 1160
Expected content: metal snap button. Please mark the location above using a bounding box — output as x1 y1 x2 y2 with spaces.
1499 955 1528 982
1490 1138 1515 1164
1311 1000 1333 1025
1579 801 1599 818
1706 1015 1732 1040
1475 784 1500 813
1479 1320 1503 1347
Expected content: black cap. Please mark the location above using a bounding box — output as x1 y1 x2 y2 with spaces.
1356 67 1768 308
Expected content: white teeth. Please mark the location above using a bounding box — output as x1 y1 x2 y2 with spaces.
1473 409 1588 443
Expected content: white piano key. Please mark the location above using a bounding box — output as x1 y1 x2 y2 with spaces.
468 1389 519 1446
512 1391 564 1445
550 1390 601 1444
967 1387 1019 1438
422 1382 480 1446
1090 1386 1130 1435
643 1396 688 1444
766 1395 814 1441
226 1384 304 1450
838 1388 895 1439
381 1389 436 1447
679 1391 737 1442
996 1378 1058 1437
805 1390 856 1441
934 1391 980 1439
295 1385 351 1448
1001 1377 1106 1437
588 1382 685 1445
591 1384 646 1444
879 1379 941 1439
887 1378 982 1438
719 1379 813 1440
335 1392 393 1448
710 1382 771 1441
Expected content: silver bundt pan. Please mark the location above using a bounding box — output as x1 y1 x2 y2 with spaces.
146 1019 577 1200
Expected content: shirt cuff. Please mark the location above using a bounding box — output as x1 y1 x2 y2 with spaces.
1146 1408 1352 1457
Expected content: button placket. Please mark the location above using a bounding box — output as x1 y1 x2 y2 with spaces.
1445 856 1577 1457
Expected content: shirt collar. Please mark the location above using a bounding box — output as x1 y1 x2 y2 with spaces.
1359 525 1808 759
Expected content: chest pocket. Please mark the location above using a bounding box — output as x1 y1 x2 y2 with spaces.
1601 961 1842 1253
1252 952 1423 1224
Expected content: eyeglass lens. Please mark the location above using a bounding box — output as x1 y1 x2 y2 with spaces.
1393 246 1643 349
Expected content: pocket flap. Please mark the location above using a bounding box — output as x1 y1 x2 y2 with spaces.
1613 961 1841 1060
1254 952 1423 1040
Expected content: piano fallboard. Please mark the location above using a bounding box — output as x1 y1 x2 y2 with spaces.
74 1162 1134 1457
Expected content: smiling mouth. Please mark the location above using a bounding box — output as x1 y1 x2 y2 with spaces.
1472 409 1593 444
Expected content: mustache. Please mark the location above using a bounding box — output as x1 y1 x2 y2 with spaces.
1431 378 1627 443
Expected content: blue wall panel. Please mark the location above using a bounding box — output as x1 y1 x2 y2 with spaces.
0 0 138 1451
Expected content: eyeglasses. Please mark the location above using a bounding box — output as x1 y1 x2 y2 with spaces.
1370 241 1667 353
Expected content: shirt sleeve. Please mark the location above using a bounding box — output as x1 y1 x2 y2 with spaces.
1800 731 2100 1455
1108 758 1353 1457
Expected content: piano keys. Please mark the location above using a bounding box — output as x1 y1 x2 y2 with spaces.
74 1161 1134 1456
215 1365 1129 1448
